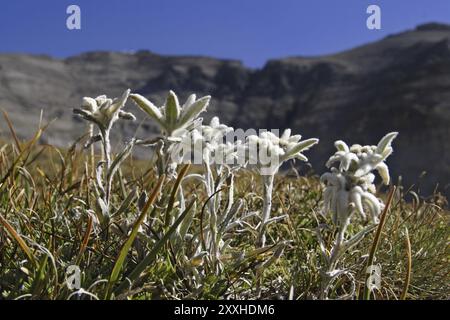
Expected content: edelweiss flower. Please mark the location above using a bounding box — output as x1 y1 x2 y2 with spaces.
73 89 135 130
321 169 348 224
326 140 359 172
277 129 319 162
170 117 244 168
212 141 244 165
247 129 319 175
201 117 242 166
349 185 384 222
130 90 211 135
247 133 284 175
321 132 398 224
249 129 318 247
353 132 398 184
321 170 384 224
202 116 234 143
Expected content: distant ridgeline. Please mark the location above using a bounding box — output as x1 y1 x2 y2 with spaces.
0 23 449 198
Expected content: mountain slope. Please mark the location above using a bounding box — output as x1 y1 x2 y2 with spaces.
0 23 449 196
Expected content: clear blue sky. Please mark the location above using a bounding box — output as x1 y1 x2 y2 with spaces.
0 0 449 68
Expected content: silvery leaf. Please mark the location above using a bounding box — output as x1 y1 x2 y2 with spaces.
178 96 211 128
376 132 398 155
130 93 164 124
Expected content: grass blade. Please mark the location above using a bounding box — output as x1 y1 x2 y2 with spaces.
2 110 22 153
363 186 396 300
105 174 165 299
0 214 36 266
400 227 412 300
76 213 93 265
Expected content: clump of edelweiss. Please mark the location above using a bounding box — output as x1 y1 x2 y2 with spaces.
317 132 398 299
247 129 319 247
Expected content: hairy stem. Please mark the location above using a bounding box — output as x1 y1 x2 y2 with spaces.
258 174 274 247
101 128 112 206
89 124 95 177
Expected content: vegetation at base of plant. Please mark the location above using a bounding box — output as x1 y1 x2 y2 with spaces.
0 89 448 300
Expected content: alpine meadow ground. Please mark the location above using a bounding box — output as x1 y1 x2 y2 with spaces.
0 90 448 300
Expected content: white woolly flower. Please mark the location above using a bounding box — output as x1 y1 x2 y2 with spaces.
325 140 359 172
278 129 319 162
201 117 240 165
321 132 398 224
169 117 244 168
350 186 385 222
73 89 135 130
247 133 284 176
353 132 398 185
247 129 319 175
202 116 234 142
318 133 397 299
208 140 245 167
130 90 210 135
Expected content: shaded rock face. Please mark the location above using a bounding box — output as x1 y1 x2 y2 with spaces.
0 23 449 197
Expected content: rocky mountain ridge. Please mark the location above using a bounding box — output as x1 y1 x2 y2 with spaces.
0 22 449 196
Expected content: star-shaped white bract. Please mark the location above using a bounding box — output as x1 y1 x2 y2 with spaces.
130 90 211 136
